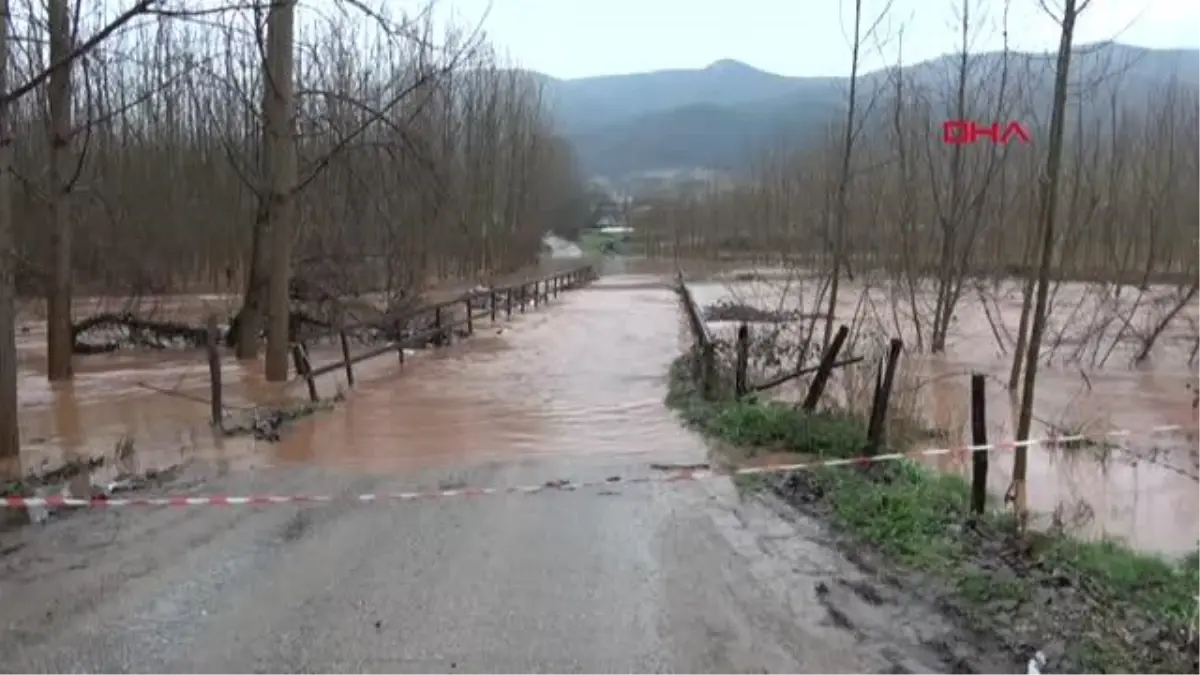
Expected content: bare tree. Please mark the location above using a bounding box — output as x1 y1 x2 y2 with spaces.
44 0 74 380
0 0 590 471
926 0 1015 353
0 0 17 474
262 0 296 381
1010 0 1090 526
823 0 867 350
0 0 163 473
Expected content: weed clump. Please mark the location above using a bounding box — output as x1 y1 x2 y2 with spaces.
667 353 865 458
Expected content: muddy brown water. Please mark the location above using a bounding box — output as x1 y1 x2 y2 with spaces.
13 271 698 476
684 264 1199 556
12 262 1200 556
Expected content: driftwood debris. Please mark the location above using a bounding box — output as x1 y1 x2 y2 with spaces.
72 313 210 353
68 267 565 356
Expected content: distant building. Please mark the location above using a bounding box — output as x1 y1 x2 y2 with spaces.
598 226 633 236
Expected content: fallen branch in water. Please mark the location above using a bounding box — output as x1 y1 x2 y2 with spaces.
72 312 210 353
134 381 254 412
752 356 865 394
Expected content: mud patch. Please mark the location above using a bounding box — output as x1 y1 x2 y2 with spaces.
814 581 857 632
278 511 310 542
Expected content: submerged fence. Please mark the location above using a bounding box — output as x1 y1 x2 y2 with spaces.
205 264 597 423
672 274 1199 516
672 274 962 501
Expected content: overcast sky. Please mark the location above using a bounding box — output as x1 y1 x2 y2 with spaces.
433 0 1200 79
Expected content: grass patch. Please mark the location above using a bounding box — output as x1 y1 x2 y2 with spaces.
665 351 1199 674
579 230 630 256
666 352 864 457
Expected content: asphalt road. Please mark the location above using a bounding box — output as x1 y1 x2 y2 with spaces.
0 276 1002 673
0 457 1002 674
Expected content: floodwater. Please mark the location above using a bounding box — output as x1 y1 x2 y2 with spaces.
271 274 700 472
12 271 700 480
684 264 1199 555
11 261 1200 556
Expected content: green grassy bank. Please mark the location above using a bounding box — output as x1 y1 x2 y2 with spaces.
665 353 1198 674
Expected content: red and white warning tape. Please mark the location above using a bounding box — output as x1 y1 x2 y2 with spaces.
2 424 1192 509
732 423 1194 475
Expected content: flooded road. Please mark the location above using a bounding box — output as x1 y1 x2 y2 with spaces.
12 264 1197 554
2 271 1002 673
274 275 702 472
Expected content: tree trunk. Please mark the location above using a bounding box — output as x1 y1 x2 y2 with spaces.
1007 236 1038 390
823 0 864 350
45 0 74 381
262 0 297 382
0 0 18 475
1013 0 1082 524
235 201 269 359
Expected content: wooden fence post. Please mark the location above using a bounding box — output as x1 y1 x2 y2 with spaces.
506 289 513 318
205 314 222 427
434 305 444 344
865 338 904 455
802 324 850 410
701 340 717 399
521 286 527 313
291 342 319 402
735 323 750 397
970 373 988 517
490 292 498 322
533 281 540 307
395 319 405 364
464 298 473 335
339 330 355 388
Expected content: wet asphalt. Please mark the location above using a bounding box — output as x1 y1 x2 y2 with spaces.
0 457 983 673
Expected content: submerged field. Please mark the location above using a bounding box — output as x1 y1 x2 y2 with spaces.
677 264 1198 556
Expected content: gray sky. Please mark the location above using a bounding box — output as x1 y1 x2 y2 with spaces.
435 0 1200 79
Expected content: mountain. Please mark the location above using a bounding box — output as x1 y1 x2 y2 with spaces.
538 59 845 178
542 59 818 133
539 44 1199 180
